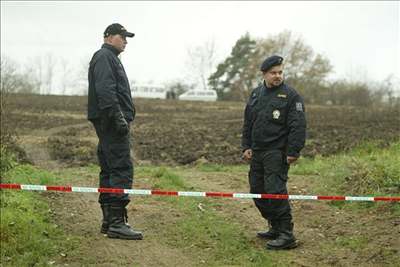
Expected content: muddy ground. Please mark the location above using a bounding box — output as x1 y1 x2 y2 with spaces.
5 94 400 166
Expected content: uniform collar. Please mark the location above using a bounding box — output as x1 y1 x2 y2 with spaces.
102 43 121 56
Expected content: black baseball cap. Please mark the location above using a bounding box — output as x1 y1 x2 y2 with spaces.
104 23 135 38
260 55 284 72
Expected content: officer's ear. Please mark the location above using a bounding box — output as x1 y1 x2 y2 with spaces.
104 35 114 44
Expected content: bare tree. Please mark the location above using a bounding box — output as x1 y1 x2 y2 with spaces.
0 57 18 171
74 56 91 95
1 57 19 95
378 74 400 107
43 53 57 95
60 57 73 95
23 58 41 94
185 39 218 90
0 57 36 172
24 55 45 94
1 57 37 95
0 57 31 152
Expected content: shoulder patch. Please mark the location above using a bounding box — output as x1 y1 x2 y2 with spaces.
277 94 287 98
296 102 303 111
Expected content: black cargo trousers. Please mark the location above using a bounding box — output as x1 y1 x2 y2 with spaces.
249 149 292 221
91 119 133 205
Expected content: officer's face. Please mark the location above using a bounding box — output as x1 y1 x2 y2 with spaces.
107 34 128 52
263 65 284 87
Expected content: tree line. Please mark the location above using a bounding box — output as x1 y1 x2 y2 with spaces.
1 30 399 106
1 54 88 96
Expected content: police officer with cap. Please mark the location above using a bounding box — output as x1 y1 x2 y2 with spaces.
87 23 142 240
241 55 306 249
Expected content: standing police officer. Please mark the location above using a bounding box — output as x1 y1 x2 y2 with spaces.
242 55 306 250
87 23 143 240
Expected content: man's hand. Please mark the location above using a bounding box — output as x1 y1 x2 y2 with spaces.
114 110 129 136
242 149 252 162
286 156 298 165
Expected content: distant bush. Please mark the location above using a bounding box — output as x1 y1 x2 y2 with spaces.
0 144 16 178
0 104 31 172
1 58 33 176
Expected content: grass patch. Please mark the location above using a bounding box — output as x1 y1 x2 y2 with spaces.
151 167 186 190
2 164 60 185
334 235 369 250
290 141 400 214
195 163 248 173
291 141 400 196
1 165 78 266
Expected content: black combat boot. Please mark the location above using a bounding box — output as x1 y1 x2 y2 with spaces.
257 220 280 239
100 204 111 234
266 220 297 250
107 205 143 240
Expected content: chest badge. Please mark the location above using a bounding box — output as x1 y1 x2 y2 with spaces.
272 110 280 119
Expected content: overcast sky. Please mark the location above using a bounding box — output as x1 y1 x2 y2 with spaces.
1 1 399 95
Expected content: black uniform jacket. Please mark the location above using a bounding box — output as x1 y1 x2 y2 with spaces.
241 82 306 158
87 43 135 122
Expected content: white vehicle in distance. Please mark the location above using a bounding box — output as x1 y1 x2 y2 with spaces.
178 90 217 102
131 84 167 99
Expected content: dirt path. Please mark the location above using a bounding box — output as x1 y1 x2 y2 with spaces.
47 189 195 267
18 127 400 266
19 125 197 266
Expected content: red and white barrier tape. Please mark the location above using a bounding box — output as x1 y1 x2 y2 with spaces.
1 183 399 202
